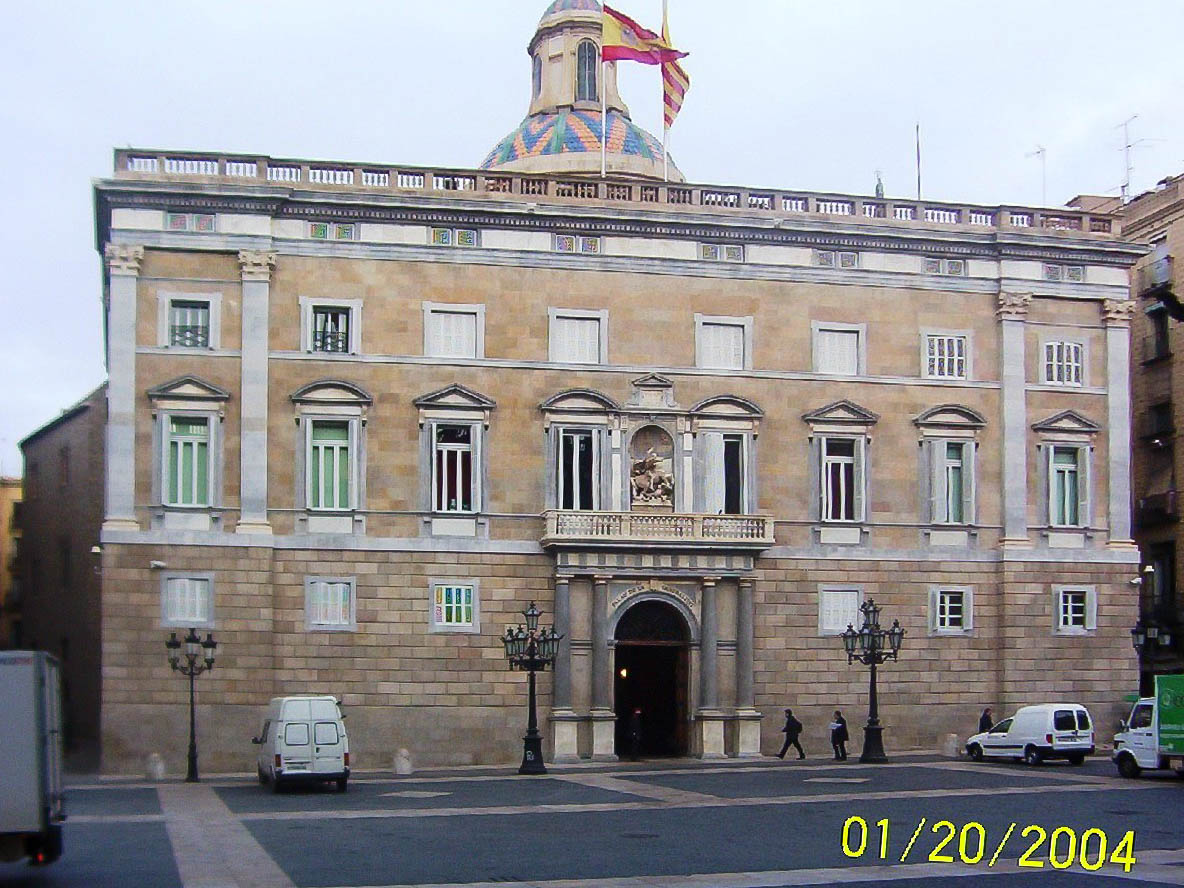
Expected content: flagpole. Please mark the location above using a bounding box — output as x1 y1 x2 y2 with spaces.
601 56 607 178
662 0 669 181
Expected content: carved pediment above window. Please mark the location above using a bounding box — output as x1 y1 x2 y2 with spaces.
540 389 620 429
913 404 987 437
147 376 230 415
690 395 764 434
291 380 373 406
629 374 677 410
802 400 879 432
414 383 496 427
1031 409 1101 439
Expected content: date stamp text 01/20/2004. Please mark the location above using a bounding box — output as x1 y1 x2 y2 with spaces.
841 816 1138 873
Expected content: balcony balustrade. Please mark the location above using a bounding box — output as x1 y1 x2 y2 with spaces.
541 509 774 550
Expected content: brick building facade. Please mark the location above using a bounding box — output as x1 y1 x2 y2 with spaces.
85 1 1144 774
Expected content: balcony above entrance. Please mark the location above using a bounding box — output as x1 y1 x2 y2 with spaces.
541 510 774 550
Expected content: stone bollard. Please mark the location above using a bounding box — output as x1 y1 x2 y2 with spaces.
145 752 166 781
394 748 414 776
939 733 961 758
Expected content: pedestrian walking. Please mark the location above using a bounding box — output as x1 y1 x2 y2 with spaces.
627 707 643 761
776 708 805 759
978 707 994 734
830 710 849 760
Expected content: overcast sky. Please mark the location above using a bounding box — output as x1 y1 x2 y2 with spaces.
2 0 1183 477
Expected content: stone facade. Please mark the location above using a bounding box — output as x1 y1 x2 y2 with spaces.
1121 174 1184 685
0 476 21 647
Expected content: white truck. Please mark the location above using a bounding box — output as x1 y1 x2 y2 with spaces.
1112 674 1184 779
0 651 65 865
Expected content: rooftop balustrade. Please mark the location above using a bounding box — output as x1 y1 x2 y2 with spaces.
112 148 1121 237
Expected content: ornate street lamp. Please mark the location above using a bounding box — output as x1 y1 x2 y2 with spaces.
501 602 563 775
165 628 217 782
1132 619 1174 696
840 599 904 764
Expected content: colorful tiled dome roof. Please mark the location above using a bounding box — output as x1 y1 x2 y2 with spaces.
481 109 663 169
540 0 601 20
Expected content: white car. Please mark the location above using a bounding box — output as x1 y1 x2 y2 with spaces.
965 703 1094 766
253 696 350 792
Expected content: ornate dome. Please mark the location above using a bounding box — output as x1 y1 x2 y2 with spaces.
481 109 665 171
540 0 601 20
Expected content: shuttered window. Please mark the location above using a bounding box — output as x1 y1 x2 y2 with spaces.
551 315 601 363
816 328 860 375
429 310 478 358
307 580 353 628
167 417 209 506
700 323 745 370
309 422 351 510
819 587 861 635
164 577 211 625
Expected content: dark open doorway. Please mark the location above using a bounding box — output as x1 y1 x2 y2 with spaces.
613 599 690 758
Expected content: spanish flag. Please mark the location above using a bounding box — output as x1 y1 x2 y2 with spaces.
602 4 688 66
661 8 689 129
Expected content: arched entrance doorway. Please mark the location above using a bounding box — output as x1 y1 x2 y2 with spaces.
613 599 690 757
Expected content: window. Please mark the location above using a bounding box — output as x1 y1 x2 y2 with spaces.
925 334 967 379
699 243 745 262
1043 341 1083 386
924 257 966 276
166 213 215 232
930 441 973 525
169 301 210 347
818 587 861 635
1043 263 1085 283
576 40 598 102
988 718 1013 734
1049 446 1084 527
549 309 605 364
430 581 479 633
285 723 310 746
930 588 973 633
814 250 858 268
434 425 474 513
309 221 356 240
554 234 601 254
424 304 483 358
166 417 210 506
1148 307 1170 361
532 54 542 98
558 429 598 510
305 577 355 631
1054 586 1096 634
308 421 352 511
814 325 862 376
696 316 751 370
430 227 478 247
314 722 340 745
312 306 350 353
821 437 864 522
702 432 746 515
1130 704 1153 730
162 575 213 627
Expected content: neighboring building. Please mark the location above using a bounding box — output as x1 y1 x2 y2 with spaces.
1119 174 1184 688
83 1 1145 774
0 477 22 647
18 385 107 756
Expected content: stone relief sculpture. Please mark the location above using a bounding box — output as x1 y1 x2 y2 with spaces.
630 447 675 505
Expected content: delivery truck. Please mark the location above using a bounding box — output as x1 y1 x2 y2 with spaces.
1112 673 1184 779
0 651 65 865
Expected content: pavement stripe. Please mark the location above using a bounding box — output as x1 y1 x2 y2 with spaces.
235 777 1164 822
66 814 166 824
318 848 1184 888
158 784 294 888
553 772 721 803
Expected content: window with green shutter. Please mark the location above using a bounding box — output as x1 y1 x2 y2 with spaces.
310 421 351 510
167 417 209 506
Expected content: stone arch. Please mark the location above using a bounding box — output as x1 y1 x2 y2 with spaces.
608 590 699 644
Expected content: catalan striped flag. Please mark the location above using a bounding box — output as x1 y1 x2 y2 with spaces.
661 7 689 130
602 4 688 65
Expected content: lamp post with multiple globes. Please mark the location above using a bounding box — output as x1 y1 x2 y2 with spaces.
840 599 905 764
165 628 217 782
501 602 563 775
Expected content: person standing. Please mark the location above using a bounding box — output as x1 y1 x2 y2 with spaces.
978 707 994 734
830 710 849 760
776 708 805 759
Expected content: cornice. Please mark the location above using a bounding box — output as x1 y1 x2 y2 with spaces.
94 178 1143 265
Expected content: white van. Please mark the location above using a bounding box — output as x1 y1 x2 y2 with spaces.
965 703 1094 766
253 696 349 792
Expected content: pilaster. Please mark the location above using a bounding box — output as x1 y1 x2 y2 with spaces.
697 576 725 758
549 575 580 762
102 244 143 531
237 250 276 534
1103 299 1137 548
733 577 762 757
998 293 1031 547
589 575 615 759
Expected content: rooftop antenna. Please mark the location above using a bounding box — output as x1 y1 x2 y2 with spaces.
1118 115 1138 204
1025 145 1046 206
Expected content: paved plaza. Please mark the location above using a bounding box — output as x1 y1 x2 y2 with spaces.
2 755 1183 888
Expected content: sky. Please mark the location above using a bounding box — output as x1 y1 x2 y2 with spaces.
2 0 1184 478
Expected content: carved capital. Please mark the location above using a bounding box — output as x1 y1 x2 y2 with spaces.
238 250 276 282
996 292 1032 321
1102 298 1137 326
104 244 144 276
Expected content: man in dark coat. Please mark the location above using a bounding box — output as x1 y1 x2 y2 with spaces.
777 708 805 759
978 707 994 734
830 710 849 760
